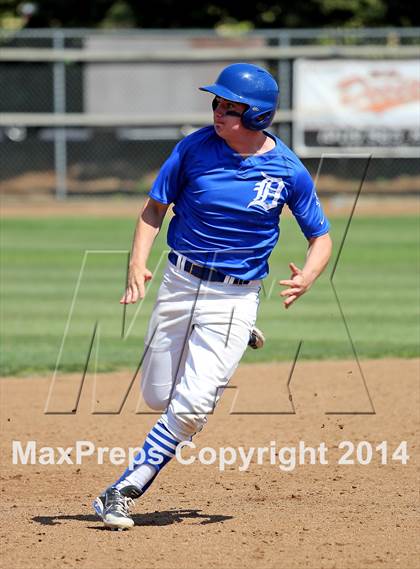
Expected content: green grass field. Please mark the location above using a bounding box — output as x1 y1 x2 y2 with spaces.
1 213 419 376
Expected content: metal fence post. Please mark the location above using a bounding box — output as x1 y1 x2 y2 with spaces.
277 32 292 147
53 30 67 200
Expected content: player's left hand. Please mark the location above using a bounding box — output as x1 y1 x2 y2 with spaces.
279 262 311 309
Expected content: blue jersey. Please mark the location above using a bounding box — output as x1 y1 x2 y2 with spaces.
149 126 330 280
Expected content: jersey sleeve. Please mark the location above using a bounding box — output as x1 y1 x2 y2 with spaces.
287 166 330 239
148 141 185 205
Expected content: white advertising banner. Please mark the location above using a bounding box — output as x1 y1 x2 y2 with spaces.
293 59 420 156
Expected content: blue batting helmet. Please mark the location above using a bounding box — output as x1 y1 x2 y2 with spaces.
199 63 279 131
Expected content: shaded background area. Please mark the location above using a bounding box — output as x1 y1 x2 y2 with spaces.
1 28 419 198
1 0 419 30
1 1 419 199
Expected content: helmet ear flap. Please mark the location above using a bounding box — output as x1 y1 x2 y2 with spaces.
241 108 275 131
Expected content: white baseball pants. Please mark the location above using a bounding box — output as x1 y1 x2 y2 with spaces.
141 256 261 441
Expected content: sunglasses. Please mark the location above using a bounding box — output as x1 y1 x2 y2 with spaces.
212 97 243 118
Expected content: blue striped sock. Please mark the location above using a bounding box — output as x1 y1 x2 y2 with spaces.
113 420 180 494
143 420 179 471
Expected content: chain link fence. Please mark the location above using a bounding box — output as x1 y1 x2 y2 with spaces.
1 28 419 199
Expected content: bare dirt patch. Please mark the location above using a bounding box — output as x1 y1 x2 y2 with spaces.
1 195 419 219
1 358 418 569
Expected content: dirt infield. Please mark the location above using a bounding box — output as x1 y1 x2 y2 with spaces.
1 358 418 569
1 195 419 218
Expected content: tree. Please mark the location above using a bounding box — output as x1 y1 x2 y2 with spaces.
2 0 419 28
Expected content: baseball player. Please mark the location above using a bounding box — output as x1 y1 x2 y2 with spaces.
93 63 332 529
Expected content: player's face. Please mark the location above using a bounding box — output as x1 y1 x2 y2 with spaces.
212 97 247 138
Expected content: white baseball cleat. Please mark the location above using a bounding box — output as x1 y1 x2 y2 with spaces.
93 487 135 530
248 327 265 350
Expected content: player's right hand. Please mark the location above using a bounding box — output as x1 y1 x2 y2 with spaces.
120 265 153 304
